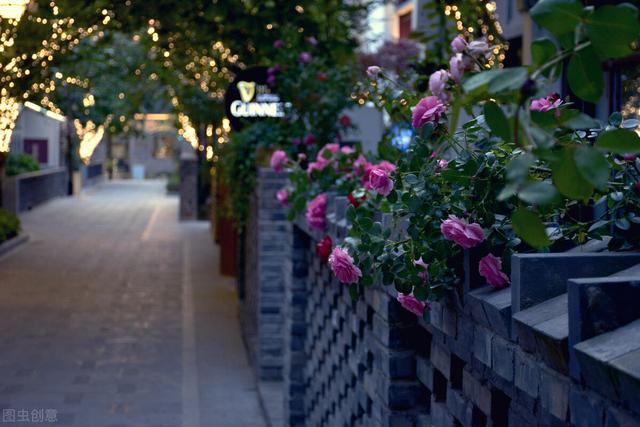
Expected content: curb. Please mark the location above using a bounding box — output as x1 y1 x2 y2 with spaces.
0 233 30 259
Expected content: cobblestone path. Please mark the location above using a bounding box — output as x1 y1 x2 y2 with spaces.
0 181 266 427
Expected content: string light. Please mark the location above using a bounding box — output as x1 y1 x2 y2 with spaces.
75 118 105 163
0 89 20 152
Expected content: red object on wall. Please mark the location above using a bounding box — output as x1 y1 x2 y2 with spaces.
399 11 412 39
215 176 238 277
24 139 48 164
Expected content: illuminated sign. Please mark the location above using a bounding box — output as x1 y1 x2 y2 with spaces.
224 67 290 130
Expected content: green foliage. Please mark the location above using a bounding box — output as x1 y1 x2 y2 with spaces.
285 0 640 305
6 153 40 176
166 170 180 193
0 208 20 244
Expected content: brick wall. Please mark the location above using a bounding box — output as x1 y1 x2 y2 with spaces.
2 167 67 213
240 168 290 380
276 190 640 427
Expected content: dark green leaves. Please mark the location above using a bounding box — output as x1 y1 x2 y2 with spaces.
518 181 559 205
595 129 640 153
552 147 593 200
512 208 551 248
531 38 557 67
487 67 529 94
567 46 604 103
586 4 640 59
483 102 511 141
574 147 609 190
531 0 584 49
531 38 560 78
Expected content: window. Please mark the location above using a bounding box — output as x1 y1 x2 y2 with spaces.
153 135 173 159
399 11 412 39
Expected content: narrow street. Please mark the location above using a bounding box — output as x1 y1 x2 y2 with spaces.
0 181 266 427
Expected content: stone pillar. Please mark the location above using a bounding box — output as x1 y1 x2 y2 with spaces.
179 150 198 221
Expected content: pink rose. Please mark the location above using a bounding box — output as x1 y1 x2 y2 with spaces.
304 133 316 146
307 160 328 175
276 188 289 206
449 53 466 83
273 39 284 49
530 93 563 112
397 292 427 316
341 146 355 155
363 161 396 188
366 66 381 77
368 167 394 196
412 96 446 129
306 193 327 231
329 247 362 284
270 150 287 173
468 39 492 58
267 64 281 75
354 155 371 176
451 35 467 53
297 153 307 161
437 159 449 170
478 253 510 288
340 115 352 127
440 215 485 249
414 257 429 281
429 69 450 103
299 52 312 64
318 143 340 159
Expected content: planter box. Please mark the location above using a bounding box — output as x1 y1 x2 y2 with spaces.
2 167 67 213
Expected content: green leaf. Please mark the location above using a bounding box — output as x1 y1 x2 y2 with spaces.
595 129 640 153
462 69 505 95
506 153 534 182
563 111 599 130
346 205 356 222
488 67 529 94
531 38 558 67
512 208 552 249
518 181 560 205
348 284 359 301
358 217 373 230
361 274 374 287
574 146 610 190
483 102 511 141
530 0 584 49
567 47 604 102
405 174 419 185
567 46 604 103
586 4 640 59
552 147 594 200
413 286 428 301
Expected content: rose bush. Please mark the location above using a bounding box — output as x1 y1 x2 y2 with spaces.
227 0 640 320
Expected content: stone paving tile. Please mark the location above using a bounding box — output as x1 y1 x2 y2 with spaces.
0 181 266 427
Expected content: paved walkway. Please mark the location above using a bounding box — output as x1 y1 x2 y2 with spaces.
0 181 266 427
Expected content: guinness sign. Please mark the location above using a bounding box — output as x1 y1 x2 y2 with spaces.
224 66 291 131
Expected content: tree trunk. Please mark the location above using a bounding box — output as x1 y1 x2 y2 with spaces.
106 132 113 179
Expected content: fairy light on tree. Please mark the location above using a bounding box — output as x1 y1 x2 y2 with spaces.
75 118 105 163
0 89 20 152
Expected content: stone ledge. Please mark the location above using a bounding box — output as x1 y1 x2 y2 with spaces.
0 233 29 259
